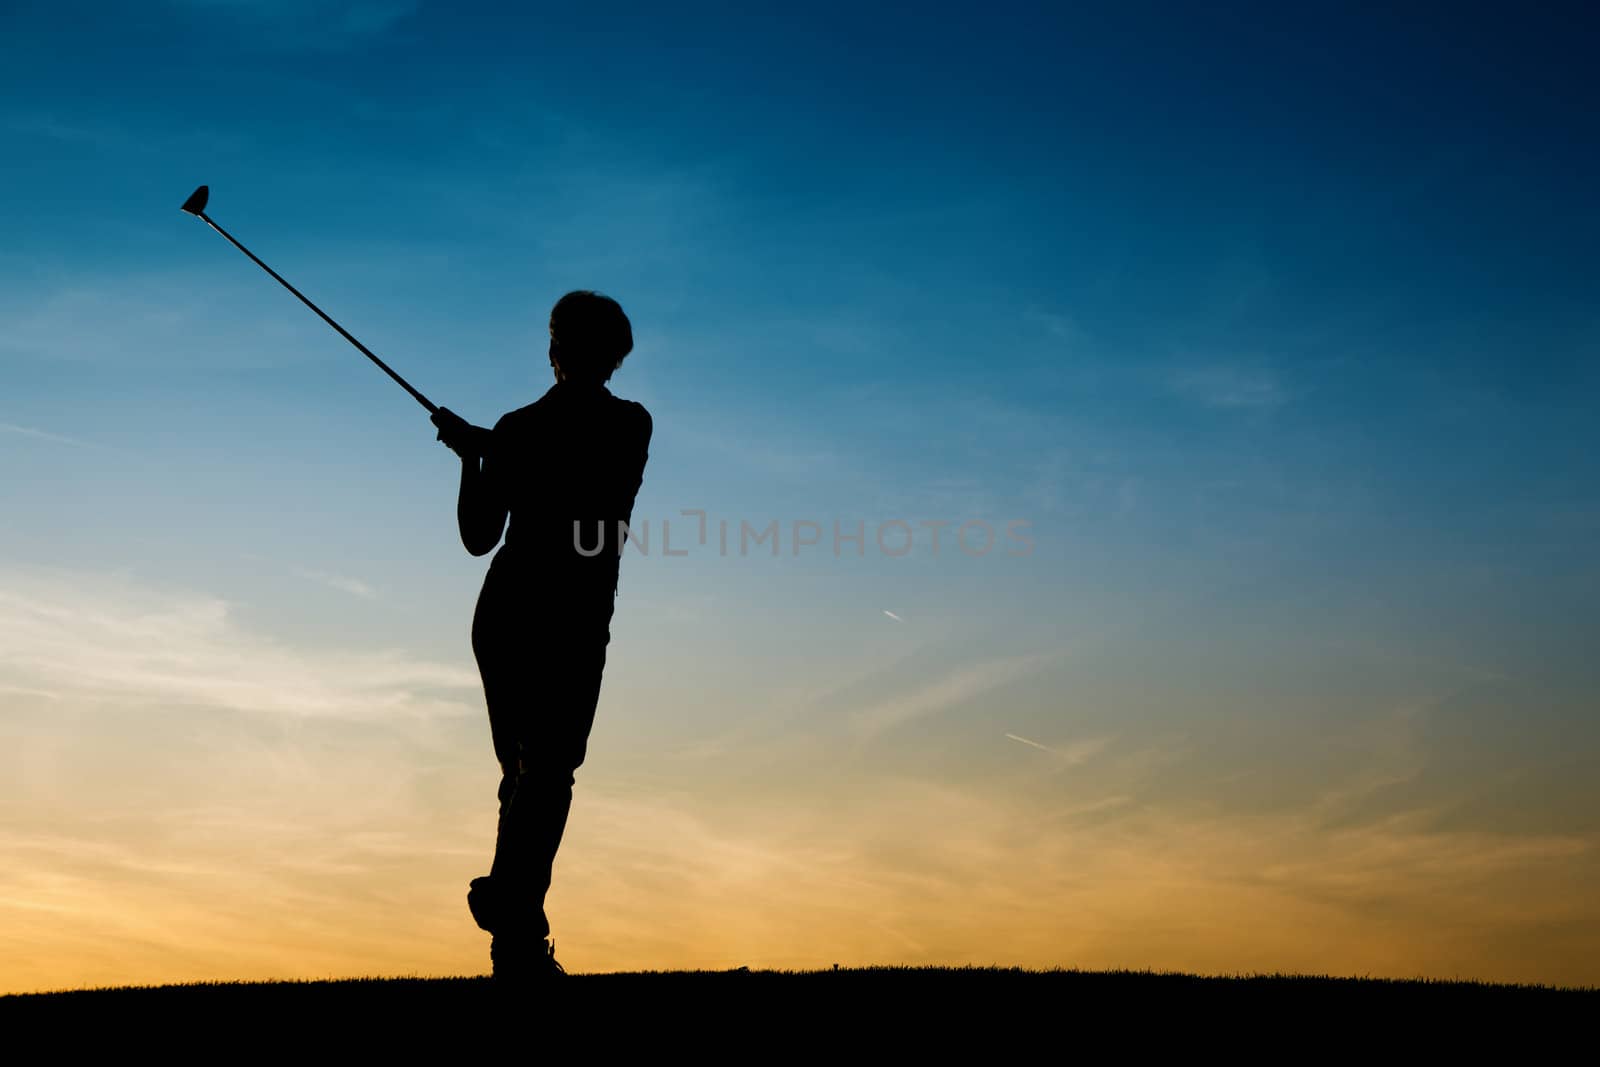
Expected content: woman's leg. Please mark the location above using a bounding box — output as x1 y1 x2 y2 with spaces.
491 638 607 940
471 567 610 942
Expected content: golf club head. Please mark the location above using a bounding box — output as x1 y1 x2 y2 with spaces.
180 185 210 217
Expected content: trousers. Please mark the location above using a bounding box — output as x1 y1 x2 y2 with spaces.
471 549 613 940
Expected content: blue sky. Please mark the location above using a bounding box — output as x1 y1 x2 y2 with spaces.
2 1 1598 990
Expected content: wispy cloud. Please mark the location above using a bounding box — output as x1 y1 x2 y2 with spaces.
559 763 1600 984
1166 364 1286 409
0 276 319 369
292 567 378 599
0 683 63 701
852 653 1051 739
1026 309 1082 345
166 0 420 48
0 113 248 156
0 568 475 719
0 421 90 447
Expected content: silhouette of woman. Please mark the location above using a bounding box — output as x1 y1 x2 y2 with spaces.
432 291 652 980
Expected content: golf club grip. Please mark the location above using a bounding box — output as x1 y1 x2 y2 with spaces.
202 214 438 415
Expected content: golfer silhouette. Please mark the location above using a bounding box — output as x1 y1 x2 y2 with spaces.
431 291 652 980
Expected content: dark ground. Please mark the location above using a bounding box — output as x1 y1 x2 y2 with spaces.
3 967 1592 1048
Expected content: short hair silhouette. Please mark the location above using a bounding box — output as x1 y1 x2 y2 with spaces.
549 290 633 383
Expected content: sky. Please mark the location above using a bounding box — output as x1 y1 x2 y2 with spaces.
2 1 1598 993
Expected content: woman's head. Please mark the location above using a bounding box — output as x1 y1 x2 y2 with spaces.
549 290 633 384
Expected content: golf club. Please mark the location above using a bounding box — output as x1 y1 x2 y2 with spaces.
179 184 437 415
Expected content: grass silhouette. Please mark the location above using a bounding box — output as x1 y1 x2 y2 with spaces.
5 965 1593 1042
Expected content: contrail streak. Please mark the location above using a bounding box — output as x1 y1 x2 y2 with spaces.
1005 732 1053 752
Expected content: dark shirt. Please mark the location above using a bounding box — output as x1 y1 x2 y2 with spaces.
482 381 653 605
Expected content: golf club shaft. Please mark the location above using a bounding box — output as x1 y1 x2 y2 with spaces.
195 211 437 415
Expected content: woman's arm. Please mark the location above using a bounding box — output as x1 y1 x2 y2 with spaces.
455 451 508 556
433 408 508 557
